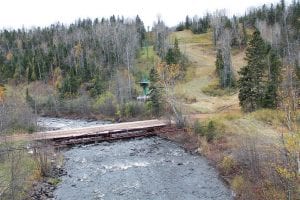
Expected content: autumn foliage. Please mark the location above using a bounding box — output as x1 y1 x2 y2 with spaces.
0 85 5 102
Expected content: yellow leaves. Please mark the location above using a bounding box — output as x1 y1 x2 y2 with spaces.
284 133 300 153
6 51 13 61
157 62 180 83
167 64 180 79
231 175 245 192
157 62 164 75
53 67 63 89
220 155 236 175
74 43 82 58
0 85 5 102
275 166 296 181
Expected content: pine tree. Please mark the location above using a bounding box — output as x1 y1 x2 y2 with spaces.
238 29 267 112
263 50 281 108
185 16 191 29
90 74 105 97
60 69 80 97
215 49 224 78
241 20 248 46
173 38 180 63
135 15 146 47
148 67 162 116
295 59 300 80
166 38 181 65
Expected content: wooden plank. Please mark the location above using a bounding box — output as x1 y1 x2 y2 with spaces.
0 119 169 142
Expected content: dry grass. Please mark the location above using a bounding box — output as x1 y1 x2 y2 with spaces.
171 30 241 114
170 30 213 45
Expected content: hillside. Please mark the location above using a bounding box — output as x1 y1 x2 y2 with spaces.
170 30 244 114
171 29 283 147
170 30 299 199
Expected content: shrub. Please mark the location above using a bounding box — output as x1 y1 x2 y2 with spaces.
220 155 236 175
93 92 117 117
176 23 185 31
193 119 204 136
206 120 217 142
0 148 38 199
194 119 220 142
0 94 36 134
231 175 245 194
60 94 92 115
121 101 146 118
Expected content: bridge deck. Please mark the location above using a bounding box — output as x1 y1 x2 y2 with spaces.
0 119 169 143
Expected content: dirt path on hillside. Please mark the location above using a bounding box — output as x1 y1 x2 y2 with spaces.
176 39 240 115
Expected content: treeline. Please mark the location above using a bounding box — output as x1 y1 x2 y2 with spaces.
0 15 146 98
176 0 300 44
176 14 210 34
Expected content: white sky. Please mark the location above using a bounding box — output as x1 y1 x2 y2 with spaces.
0 0 291 29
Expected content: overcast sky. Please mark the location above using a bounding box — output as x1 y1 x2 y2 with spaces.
0 0 291 29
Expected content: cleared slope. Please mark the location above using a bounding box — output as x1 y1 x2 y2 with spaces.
171 30 245 114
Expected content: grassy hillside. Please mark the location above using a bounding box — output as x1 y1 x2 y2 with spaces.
171 30 299 199
170 30 244 114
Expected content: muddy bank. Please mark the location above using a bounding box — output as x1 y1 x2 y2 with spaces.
54 137 233 200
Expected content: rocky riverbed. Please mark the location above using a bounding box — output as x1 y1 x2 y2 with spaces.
33 117 232 200
54 137 232 200
37 117 111 131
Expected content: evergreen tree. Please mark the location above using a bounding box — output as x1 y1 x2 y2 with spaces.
173 38 180 63
241 20 248 46
295 59 300 80
135 15 146 47
148 67 162 116
166 48 175 65
267 4 276 25
238 29 267 112
89 74 105 97
60 69 80 97
215 49 224 78
166 38 181 65
263 49 281 108
185 16 191 29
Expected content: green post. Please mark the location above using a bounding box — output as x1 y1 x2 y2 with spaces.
139 78 150 96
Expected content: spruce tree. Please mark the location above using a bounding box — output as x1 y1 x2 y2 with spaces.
238 29 267 112
263 49 281 108
166 38 181 65
295 59 300 80
215 49 224 78
185 16 191 29
148 67 161 116
241 21 248 46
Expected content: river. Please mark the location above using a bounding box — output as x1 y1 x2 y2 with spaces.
38 117 233 200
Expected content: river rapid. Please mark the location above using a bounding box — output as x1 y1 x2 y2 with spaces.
38 117 232 200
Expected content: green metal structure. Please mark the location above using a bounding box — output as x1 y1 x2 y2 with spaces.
139 78 150 96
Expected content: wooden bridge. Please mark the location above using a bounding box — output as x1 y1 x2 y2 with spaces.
1 119 170 146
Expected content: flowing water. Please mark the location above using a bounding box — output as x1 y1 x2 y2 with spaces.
38 117 111 131
39 117 232 200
